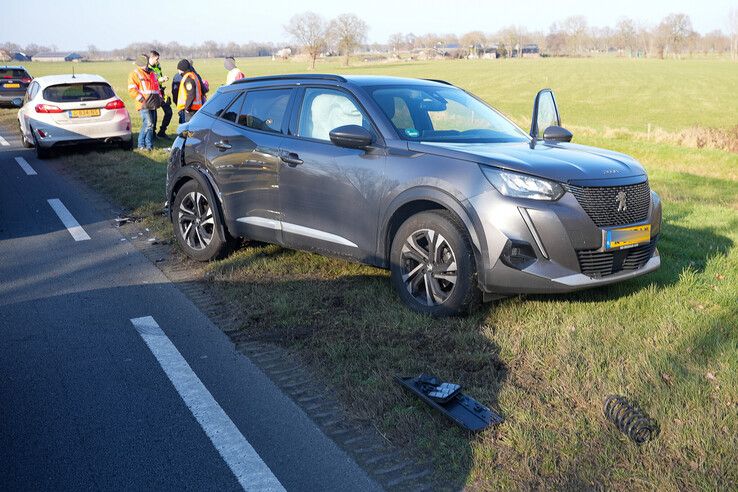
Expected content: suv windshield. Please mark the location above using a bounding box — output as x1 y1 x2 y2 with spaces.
369 85 529 143
43 83 115 103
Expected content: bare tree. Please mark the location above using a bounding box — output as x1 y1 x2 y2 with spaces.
615 18 637 56
329 13 368 66
86 44 99 60
729 8 738 60
461 31 487 58
284 11 328 69
561 16 589 55
388 32 405 56
657 13 693 58
498 25 527 58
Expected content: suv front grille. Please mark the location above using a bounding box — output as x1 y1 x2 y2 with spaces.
577 236 658 278
567 181 651 227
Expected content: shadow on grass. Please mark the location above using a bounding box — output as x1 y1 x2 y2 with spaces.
204 260 504 488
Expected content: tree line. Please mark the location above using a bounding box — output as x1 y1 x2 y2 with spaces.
2 9 737 63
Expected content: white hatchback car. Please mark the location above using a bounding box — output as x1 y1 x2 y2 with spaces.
18 74 133 158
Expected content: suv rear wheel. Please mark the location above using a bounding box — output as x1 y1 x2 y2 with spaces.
390 210 480 316
172 180 233 261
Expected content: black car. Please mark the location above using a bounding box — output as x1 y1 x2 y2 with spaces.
166 74 661 315
0 66 32 107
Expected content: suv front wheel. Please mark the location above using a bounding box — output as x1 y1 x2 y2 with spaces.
172 180 233 261
390 210 480 316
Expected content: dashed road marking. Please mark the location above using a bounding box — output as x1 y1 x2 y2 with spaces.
0 135 9 146
130 316 285 492
15 156 37 175
47 198 91 241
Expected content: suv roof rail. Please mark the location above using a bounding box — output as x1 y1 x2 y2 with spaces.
423 78 453 86
233 74 347 85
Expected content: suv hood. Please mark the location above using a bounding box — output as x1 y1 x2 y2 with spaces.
411 141 647 184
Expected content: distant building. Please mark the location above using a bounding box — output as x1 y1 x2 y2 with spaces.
11 52 32 62
34 52 84 62
521 44 540 58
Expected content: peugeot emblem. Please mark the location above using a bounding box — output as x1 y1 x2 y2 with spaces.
615 191 627 212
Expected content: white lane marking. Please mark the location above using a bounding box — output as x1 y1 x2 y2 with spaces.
0 135 9 146
130 316 285 492
47 198 91 241
15 156 37 175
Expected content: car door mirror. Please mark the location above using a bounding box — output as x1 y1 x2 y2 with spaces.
329 125 373 149
12 97 23 108
543 125 573 143
530 89 561 140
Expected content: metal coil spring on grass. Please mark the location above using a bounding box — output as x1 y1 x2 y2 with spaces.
603 395 660 445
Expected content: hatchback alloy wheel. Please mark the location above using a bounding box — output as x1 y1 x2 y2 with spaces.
401 228 458 306
178 191 214 251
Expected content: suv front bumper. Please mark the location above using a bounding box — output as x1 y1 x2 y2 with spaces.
467 187 662 295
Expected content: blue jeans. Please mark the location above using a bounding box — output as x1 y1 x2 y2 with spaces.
138 109 155 149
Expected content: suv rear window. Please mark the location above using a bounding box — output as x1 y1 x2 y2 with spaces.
0 69 29 79
43 83 115 103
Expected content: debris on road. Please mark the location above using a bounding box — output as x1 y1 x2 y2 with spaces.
395 374 503 431
603 395 660 445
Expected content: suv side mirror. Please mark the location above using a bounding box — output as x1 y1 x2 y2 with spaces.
543 125 573 143
530 89 562 140
329 125 373 149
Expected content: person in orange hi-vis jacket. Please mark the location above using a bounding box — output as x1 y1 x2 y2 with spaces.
127 54 162 151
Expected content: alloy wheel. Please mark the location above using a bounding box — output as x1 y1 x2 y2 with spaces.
178 191 215 250
400 228 458 306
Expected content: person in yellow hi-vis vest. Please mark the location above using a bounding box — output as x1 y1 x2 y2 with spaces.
176 59 204 123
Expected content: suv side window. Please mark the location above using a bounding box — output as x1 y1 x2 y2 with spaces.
298 88 375 142
200 90 239 118
221 93 243 123
236 89 291 134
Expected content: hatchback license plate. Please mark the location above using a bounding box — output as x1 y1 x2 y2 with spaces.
69 109 101 118
3 83 20 88
604 224 651 251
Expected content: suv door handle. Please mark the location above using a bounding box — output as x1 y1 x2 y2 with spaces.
281 152 303 167
214 140 232 151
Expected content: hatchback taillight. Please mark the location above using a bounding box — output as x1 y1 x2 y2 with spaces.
21 77 32 83
105 99 125 110
35 104 63 113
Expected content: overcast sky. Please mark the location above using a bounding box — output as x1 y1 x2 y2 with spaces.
4 0 737 50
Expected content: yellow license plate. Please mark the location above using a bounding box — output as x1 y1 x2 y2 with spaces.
3 83 20 88
604 224 651 250
70 109 101 118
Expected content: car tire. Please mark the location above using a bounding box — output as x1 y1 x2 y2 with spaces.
19 122 33 148
172 180 233 261
390 210 480 316
31 128 52 159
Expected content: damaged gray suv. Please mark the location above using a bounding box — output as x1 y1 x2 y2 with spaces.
167 74 661 316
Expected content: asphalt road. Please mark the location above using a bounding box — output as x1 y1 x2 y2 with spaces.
0 130 382 491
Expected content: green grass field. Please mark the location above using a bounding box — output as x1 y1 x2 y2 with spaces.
1 56 736 489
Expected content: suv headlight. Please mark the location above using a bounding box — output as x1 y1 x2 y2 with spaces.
481 166 564 201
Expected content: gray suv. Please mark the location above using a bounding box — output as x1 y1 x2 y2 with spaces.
166 74 661 315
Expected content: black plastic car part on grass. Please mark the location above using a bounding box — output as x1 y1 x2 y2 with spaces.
395 374 503 431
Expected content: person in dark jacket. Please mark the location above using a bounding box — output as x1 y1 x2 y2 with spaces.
174 59 209 123
148 50 172 138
